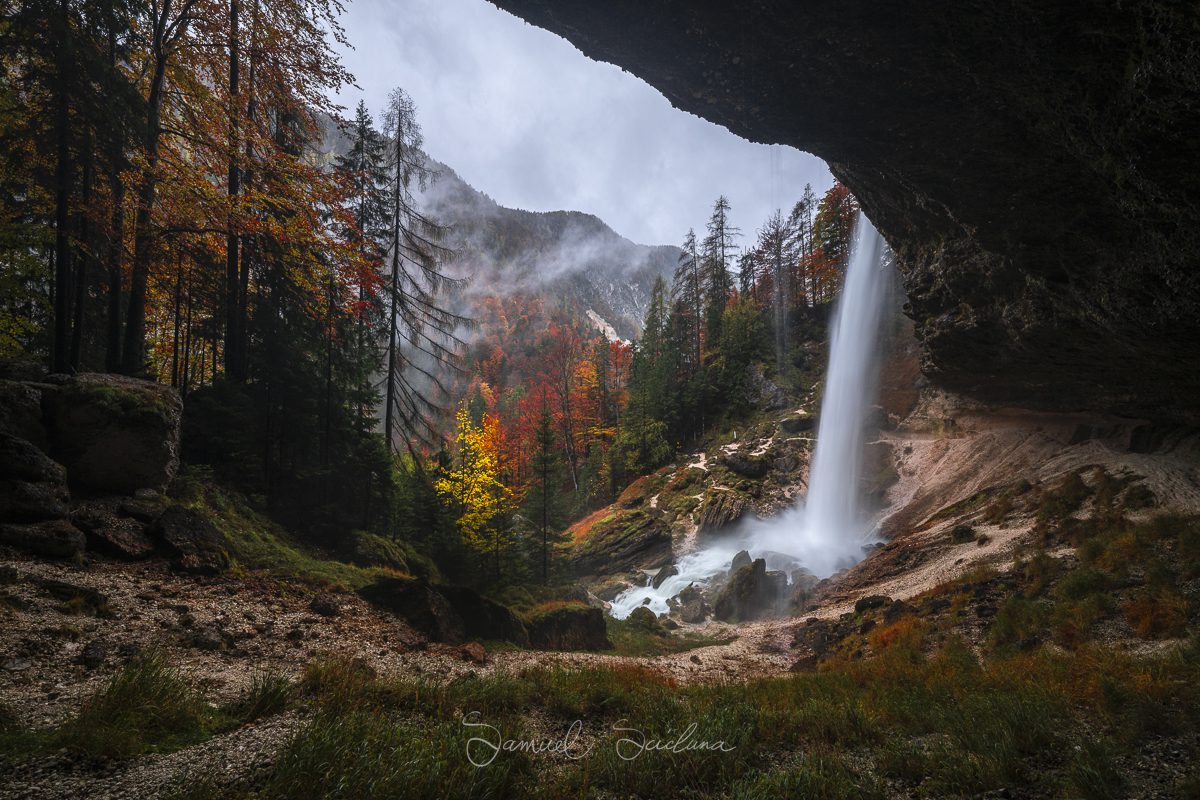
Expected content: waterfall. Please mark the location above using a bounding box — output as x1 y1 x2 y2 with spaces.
798 212 889 558
608 211 889 619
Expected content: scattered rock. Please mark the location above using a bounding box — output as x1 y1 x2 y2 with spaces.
780 413 815 433
651 564 678 589
0 519 85 559
854 595 891 614
722 451 771 479
77 639 107 669
661 618 679 630
309 594 340 617
42 373 182 493
35 578 109 615
154 505 230 574
951 524 975 544
527 604 611 651
72 502 155 559
689 654 702 664
883 600 912 624
592 577 631 602
190 626 226 651
713 559 787 622
458 642 488 665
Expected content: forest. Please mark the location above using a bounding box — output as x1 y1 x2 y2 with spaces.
0 0 860 589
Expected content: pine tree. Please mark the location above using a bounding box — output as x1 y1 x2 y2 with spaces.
525 395 566 583
379 87 469 452
701 195 740 341
671 228 703 374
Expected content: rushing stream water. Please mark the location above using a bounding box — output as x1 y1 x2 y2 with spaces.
610 212 890 619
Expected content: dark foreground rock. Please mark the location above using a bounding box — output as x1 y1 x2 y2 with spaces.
358 579 529 646
0 433 69 522
0 519 85 559
154 505 230 574
71 500 155 559
43 373 183 493
526 603 612 651
713 558 787 622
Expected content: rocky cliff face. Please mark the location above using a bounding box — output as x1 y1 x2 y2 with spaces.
489 1 1200 422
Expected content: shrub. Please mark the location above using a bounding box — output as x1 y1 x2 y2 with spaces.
1124 589 1190 639
57 652 210 758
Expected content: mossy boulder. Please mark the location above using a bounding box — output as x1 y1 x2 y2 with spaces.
0 519 85 560
568 508 672 576
154 504 231 574
0 380 46 447
43 374 182 493
525 602 612 651
696 490 750 534
358 577 528 645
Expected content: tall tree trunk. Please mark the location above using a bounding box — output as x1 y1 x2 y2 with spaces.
105 167 125 371
51 0 73 374
224 0 243 381
122 1 177 375
69 130 94 370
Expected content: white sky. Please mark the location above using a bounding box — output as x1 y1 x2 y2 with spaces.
335 0 833 247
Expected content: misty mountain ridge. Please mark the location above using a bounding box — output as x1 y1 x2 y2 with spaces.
317 113 679 340
422 159 679 340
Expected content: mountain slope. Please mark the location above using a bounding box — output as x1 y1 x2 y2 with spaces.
421 160 680 339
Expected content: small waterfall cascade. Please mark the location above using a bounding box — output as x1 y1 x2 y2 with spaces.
608 211 890 620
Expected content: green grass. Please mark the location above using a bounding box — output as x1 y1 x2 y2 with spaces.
605 614 737 657
56 652 215 759
172 473 405 590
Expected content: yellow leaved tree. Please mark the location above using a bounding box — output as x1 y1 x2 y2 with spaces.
435 404 513 573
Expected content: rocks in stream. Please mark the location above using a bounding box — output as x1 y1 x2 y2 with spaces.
712 558 788 622
730 550 752 572
673 583 709 623
651 564 678 589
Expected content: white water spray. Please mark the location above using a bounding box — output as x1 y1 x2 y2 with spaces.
610 212 890 619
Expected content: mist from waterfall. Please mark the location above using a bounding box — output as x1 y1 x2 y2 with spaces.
610 212 890 619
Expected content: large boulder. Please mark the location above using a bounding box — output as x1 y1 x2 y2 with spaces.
0 381 46 447
439 584 530 646
43 374 182 493
0 433 69 521
0 519 85 559
673 583 709 624
153 505 230 574
359 577 466 643
712 558 788 622
72 499 155 560
357 579 529 645
696 491 750 534
526 603 612 651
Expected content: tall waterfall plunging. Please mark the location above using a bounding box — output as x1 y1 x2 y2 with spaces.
795 213 889 559
609 212 890 619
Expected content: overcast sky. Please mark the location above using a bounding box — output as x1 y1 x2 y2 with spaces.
334 0 832 248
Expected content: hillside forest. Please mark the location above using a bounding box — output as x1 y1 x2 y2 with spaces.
0 1 859 589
